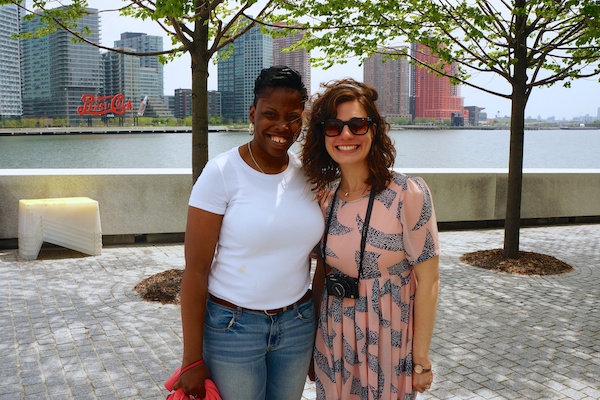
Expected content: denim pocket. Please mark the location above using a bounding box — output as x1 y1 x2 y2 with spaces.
295 299 316 322
204 300 237 332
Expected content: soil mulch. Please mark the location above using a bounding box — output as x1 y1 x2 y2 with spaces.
134 250 574 305
460 249 573 275
134 268 184 304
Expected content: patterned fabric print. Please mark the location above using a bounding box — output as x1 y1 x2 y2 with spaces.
314 172 440 399
410 177 432 231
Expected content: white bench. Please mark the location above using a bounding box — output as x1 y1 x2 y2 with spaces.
18 197 102 260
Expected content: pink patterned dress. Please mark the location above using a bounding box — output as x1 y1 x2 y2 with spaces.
314 172 440 400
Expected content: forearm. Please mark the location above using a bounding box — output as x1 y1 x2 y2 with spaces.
311 259 326 315
412 277 439 364
412 256 440 366
180 268 209 365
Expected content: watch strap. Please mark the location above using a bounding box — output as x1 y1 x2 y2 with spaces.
414 364 432 374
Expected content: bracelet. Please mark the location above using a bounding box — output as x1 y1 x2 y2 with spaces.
179 359 204 377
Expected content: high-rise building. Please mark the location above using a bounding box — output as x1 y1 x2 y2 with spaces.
0 2 24 120
218 24 273 122
272 23 310 94
173 88 192 119
113 32 164 98
104 32 170 118
410 43 464 121
102 50 139 108
364 49 411 120
208 90 222 118
21 7 102 124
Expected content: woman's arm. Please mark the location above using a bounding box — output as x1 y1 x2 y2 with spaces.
173 206 223 397
311 258 326 324
411 255 440 393
308 257 326 381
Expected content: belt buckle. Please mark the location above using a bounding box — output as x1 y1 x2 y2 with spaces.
264 305 287 316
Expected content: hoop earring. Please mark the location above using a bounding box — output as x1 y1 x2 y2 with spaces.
248 123 254 135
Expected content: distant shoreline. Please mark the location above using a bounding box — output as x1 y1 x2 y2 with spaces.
0 126 249 136
1 124 597 136
392 124 599 131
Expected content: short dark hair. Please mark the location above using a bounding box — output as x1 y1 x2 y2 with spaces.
301 78 396 194
253 66 308 106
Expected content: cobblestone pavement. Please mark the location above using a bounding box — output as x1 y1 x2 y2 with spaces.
1 224 599 399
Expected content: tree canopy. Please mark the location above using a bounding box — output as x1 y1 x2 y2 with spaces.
279 0 600 257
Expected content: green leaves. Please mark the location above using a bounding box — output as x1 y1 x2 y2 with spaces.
152 0 193 19
275 0 600 96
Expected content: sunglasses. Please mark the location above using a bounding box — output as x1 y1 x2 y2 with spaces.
320 117 373 137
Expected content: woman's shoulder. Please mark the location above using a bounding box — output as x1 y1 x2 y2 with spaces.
214 146 239 162
195 148 242 185
389 171 429 192
204 147 242 171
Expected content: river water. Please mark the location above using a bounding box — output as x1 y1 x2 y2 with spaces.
1 129 599 169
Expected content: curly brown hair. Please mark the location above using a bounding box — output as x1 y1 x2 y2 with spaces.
301 78 396 194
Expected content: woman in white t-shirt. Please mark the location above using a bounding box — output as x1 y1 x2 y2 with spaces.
173 66 325 400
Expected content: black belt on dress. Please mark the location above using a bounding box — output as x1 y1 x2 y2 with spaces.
208 290 312 316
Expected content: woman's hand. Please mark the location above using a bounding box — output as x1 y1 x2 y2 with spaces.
412 369 433 393
173 362 211 398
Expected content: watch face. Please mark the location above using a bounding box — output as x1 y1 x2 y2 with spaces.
414 365 423 374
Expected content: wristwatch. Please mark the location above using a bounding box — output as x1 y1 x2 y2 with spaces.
413 364 432 374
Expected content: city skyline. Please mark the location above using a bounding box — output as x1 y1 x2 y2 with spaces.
20 0 600 120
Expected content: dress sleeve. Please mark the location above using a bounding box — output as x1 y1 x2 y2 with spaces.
188 159 228 215
399 177 440 265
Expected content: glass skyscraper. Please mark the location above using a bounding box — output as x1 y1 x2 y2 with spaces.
218 24 273 123
113 32 164 99
0 2 25 120
21 7 102 124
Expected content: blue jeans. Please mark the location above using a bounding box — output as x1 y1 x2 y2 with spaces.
203 296 316 400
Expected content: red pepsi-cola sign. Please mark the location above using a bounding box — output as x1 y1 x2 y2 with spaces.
77 93 133 116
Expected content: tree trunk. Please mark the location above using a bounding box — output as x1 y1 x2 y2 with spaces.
190 51 210 184
190 2 211 184
504 91 526 258
503 0 529 259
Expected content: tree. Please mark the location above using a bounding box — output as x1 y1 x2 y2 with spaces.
3 0 282 182
281 0 600 258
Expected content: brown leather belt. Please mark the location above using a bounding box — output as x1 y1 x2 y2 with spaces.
209 290 312 316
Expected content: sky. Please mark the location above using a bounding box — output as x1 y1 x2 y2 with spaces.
46 1 600 120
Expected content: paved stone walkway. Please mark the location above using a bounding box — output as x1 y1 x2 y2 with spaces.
1 224 599 399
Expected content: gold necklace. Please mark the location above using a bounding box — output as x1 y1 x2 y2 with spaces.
341 185 369 197
247 142 265 174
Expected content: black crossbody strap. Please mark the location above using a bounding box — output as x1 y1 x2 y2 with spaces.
322 185 376 279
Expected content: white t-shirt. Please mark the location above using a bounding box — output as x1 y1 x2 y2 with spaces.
189 147 324 309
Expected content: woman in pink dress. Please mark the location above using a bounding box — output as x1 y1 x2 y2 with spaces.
302 78 440 399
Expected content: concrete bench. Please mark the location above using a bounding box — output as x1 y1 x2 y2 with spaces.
18 197 102 260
